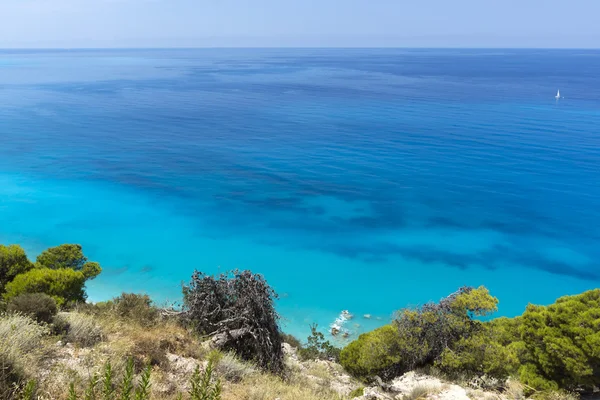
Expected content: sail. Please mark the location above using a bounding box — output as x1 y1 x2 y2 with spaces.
555 90 560 99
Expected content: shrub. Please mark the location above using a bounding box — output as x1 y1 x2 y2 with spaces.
520 289 600 392
0 313 49 355
0 244 34 294
55 312 103 347
281 332 302 348
7 293 58 324
0 314 47 399
298 324 341 361
130 335 169 371
113 293 159 327
436 324 520 380
3 268 86 306
0 350 26 400
341 286 499 381
215 352 256 383
183 269 284 374
340 324 404 380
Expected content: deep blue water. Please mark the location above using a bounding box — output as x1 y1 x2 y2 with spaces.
1 48 599 341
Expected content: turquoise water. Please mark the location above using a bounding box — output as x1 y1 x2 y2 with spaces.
1 49 599 341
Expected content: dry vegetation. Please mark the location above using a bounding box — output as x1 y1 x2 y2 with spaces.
0 307 352 400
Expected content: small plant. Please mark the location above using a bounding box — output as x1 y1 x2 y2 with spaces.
84 373 99 400
120 358 134 400
349 387 364 398
298 324 341 361
103 361 114 400
134 364 152 400
189 358 222 400
63 357 222 400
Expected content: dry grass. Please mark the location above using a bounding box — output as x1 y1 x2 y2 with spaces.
56 312 104 347
504 380 525 400
222 373 343 400
402 383 441 400
215 352 257 383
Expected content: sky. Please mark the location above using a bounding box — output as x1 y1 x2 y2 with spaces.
0 0 599 48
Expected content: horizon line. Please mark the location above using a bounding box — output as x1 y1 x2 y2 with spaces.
1 46 600 50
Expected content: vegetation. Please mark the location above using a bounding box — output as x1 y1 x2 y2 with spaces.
0 244 34 293
297 324 342 362
63 357 221 400
1 243 101 306
4 267 88 306
7 293 58 324
183 270 284 374
35 244 102 279
340 286 600 396
340 286 497 380
0 241 597 399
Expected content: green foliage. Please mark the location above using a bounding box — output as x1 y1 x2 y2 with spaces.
349 387 364 398
341 286 498 381
61 357 222 400
7 293 58 324
112 293 159 327
189 359 222 400
84 373 99 400
20 380 36 400
0 245 34 294
103 361 114 400
340 324 404 380
519 289 600 392
436 323 520 380
3 268 86 306
297 324 341 361
133 365 151 400
120 358 134 400
36 244 101 279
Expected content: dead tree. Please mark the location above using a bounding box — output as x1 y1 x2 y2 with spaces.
183 270 284 374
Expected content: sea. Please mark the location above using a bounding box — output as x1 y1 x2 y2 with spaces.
1 48 599 342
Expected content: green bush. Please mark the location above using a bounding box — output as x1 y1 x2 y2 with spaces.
0 244 34 294
3 268 86 306
520 289 600 392
340 324 404 380
113 293 159 327
7 293 58 324
341 286 498 381
297 324 341 361
436 326 520 380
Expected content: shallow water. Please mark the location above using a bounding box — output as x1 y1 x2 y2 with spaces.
1 48 599 340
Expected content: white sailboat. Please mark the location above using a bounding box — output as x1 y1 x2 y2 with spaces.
555 89 561 100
